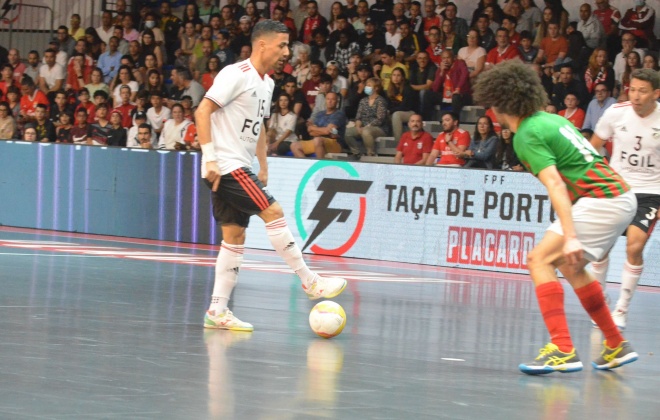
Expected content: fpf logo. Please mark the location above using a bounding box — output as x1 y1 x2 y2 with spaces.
295 161 372 256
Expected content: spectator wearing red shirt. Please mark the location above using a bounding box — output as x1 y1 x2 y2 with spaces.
301 60 323 107
0 64 20 101
394 114 434 165
7 49 26 83
502 15 520 46
558 93 585 129
299 1 328 44
422 0 442 42
421 50 470 121
619 1 656 48
113 85 136 128
535 22 568 69
75 88 96 124
425 111 471 167
485 28 521 69
19 76 49 121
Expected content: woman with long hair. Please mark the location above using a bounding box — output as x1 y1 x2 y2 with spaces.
176 22 198 67
220 6 238 35
387 67 419 142
201 56 221 91
517 0 542 34
291 43 312 87
245 1 265 24
543 0 568 34
140 29 163 69
267 93 298 156
470 0 504 28
494 127 523 171
345 77 389 157
140 69 168 100
460 116 499 168
181 2 203 34
584 48 614 94
111 65 139 105
642 54 659 71
458 29 487 82
618 51 642 102
84 67 110 100
441 19 465 55
84 27 104 60
327 2 345 33
533 6 555 47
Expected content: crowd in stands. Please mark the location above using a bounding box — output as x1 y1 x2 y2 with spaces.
0 0 657 171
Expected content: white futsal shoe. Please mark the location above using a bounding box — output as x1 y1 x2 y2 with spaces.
204 309 254 332
302 275 347 300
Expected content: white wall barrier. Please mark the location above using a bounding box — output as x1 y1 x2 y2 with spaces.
244 158 660 287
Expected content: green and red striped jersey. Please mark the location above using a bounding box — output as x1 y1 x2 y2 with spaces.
514 112 629 202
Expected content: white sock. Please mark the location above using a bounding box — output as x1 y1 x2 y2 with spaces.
616 261 643 312
590 257 610 297
265 217 316 286
209 241 244 314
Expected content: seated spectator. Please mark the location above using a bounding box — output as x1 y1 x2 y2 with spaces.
387 68 418 141
200 57 221 91
111 65 139 105
131 90 150 118
535 22 568 70
55 111 73 143
357 18 385 64
0 64 19 101
379 45 408 91
332 29 361 74
617 51 642 101
425 111 470 166
544 103 558 113
71 108 90 143
75 88 96 123
89 104 112 145
345 53 363 87
619 0 656 48
23 124 38 141
5 86 20 122
577 3 605 50
121 55 144 85
0 101 17 139
493 127 523 171
84 68 110 101
98 36 123 84
582 82 616 130
310 27 332 66
393 113 433 165
24 51 40 84
215 31 236 70
614 33 645 84
564 22 590 73
344 62 371 119
282 79 312 132
301 59 324 107
440 18 465 56
383 17 401 50
266 93 299 155
444 2 469 40
176 22 198 68
460 115 498 168
106 110 127 146
558 93 585 128
422 0 442 42
19 76 49 122
180 95 195 121
408 51 435 114
291 42 312 87
33 104 56 142
127 112 155 148
38 49 65 102
421 50 470 120
551 64 588 111
425 25 444 67
458 29 486 81
475 14 496 51
517 30 538 64
113 85 136 128
501 14 520 46
326 60 348 98
176 67 206 107
584 48 614 94
643 53 659 70
157 104 193 150
290 91 347 158
485 27 521 70
65 52 93 92
344 77 388 157
140 69 168 100
396 21 421 67
49 90 75 126
8 48 26 83
146 91 171 135
312 73 342 114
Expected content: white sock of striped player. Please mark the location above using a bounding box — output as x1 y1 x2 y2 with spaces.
615 261 643 312
590 257 610 297
209 241 244 313
265 217 315 287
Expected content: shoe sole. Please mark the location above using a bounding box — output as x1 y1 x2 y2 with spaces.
307 279 347 300
203 319 254 332
592 352 639 370
519 362 583 375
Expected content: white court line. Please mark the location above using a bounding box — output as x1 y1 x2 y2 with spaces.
0 252 108 258
441 358 466 362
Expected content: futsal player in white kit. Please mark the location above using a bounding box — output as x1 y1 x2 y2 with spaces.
195 20 347 331
589 68 660 330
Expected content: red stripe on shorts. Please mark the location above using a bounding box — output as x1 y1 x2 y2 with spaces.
232 169 270 210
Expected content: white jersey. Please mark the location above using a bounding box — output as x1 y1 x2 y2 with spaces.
203 59 273 175
595 101 660 195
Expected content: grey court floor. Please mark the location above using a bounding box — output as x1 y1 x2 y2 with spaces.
0 226 659 420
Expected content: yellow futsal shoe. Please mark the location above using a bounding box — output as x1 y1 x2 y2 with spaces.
519 343 583 375
203 309 254 332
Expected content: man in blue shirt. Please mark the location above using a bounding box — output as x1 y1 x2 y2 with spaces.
290 92 347 158
97 36 122 84
582 82 617 130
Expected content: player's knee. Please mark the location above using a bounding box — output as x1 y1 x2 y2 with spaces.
526 249 543 270
626 240 646 260
260 202 284 221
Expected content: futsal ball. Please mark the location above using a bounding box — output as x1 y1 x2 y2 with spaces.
309 301 346 339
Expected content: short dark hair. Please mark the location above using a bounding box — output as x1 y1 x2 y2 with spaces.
21 75 35 87
251 20 289 43
631 68 660 90
502 14 517 25
76 108 88 115
473 60 548 119
310 59 324 67
175 66 193 81
443 111 459 123
35 103 48 111
520 30 533 41
319 73 333 84
44 48 57 55
138 122 152 133
94 90 109 99
382 45 396 57
55 90 67 98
